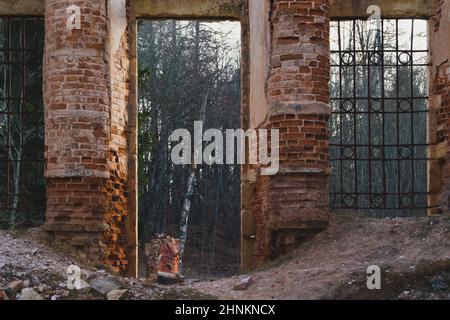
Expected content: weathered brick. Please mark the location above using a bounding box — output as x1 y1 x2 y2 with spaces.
44 0 131 274
248 0 331 267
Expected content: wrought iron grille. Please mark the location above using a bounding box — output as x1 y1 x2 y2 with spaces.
0 17 45 229
329 19 429 217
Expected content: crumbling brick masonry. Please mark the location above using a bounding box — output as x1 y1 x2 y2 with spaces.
43 0 132 274
248 0 331 267
0 0 446 276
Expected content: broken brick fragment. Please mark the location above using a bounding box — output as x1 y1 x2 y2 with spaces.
145 234 180 279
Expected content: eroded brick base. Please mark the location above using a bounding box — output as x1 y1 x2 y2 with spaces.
251 114 331 265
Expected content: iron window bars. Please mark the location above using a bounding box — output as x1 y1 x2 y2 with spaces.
329 18 429 217
0 17 45 228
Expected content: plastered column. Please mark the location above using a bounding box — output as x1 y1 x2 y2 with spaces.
428 0 450 214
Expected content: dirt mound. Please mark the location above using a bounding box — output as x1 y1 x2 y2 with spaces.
2 215 450 300
191 215 450 300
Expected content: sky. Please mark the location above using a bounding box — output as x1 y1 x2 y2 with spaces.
207 21 241 60
209 21 241 45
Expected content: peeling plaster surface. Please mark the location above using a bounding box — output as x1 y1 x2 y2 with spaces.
431 0 450 69
109 0 128 54
249 0 270 128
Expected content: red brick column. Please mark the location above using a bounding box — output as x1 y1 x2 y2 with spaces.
43 0 131 273
252 0 331 265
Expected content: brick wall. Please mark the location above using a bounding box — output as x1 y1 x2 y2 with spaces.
249 0 331 266
44 0 131 273
429 0 450 214
42 0 332 273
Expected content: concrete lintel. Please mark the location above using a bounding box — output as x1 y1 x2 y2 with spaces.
132 0 245 19
0 0 439 21
330 0 440 18
0 0 44 15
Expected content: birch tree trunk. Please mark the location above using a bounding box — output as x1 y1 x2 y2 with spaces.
9 99 24 231
10 152 21 231
178 86 211 273
178 167 197 274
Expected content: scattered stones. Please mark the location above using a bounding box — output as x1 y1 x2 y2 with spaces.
432 275 448 291
76 280 91 292
157 272 184 285
19 288 43 300
398 291 410 300
185 279 201 286
90 276 124 295
398 290 426 300
8 280 23 294
107 289 129 300
233 276 252 291
3 221 447 300
0 229 211 301
66 265 90 292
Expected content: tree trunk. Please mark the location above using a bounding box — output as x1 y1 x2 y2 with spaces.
178 168 197 274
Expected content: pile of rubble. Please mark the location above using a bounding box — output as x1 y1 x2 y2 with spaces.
0 267 128 300
0 262 215 301
145 234 185 285
0 229 213 300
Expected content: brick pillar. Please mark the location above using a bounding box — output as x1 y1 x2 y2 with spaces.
252 0 331 266
43 0 133 274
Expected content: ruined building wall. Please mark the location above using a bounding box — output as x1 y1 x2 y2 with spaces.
245 0 331 268
44 0 133 274
429 0 450 214
39 0 447 275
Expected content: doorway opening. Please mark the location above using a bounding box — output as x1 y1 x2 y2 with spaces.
137 20 242 278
